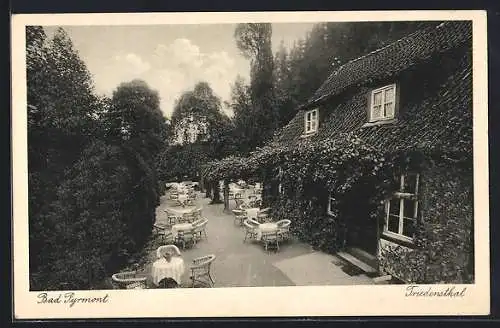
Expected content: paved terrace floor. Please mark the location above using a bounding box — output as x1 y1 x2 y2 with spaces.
139 191 374 288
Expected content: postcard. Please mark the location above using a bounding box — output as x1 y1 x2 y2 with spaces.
11 10 489 319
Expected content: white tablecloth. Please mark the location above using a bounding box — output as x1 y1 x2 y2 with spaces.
171 223 193 238
167 206 197 216
152 257 185 285
245 208 261 220
256 222 278 240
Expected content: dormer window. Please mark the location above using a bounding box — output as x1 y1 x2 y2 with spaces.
304 108 319 134
369 84 396 122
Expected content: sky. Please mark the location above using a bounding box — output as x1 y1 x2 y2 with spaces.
44 23 316 118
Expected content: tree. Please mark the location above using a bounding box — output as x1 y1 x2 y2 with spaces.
226 75 252 154
27 28 169 290
27 27 102 284
233 23 277 152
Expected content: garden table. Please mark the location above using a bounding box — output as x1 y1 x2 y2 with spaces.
171 223 194 239
256 222 278 240
167 206 198 216
245 207 261 220
151 256 185 286
177 193 189 205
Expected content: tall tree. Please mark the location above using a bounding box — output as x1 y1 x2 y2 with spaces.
234 23 277 152
160 82 234 181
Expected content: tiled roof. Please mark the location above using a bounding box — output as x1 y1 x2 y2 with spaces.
301 21 472 110
273 44 472 154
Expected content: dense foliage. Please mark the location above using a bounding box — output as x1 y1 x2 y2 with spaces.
202 131 474 283
227 21 437 155
27 27 168 290
158 82 235 183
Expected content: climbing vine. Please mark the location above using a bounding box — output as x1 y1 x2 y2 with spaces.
202 131 473 283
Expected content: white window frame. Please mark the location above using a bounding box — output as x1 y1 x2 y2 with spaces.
383 173 419 243
327 194 336 216
304 108 319 134
369 84 396 122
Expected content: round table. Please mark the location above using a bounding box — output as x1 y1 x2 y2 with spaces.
151 256 185 286
167 206 197 216
171 223 193 238
256 222 278 240
245 208 261 220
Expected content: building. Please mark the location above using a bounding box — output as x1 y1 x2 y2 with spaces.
204 21 474 283
270 21 474 283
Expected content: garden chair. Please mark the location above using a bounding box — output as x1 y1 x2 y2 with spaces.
261 230 280 252
164 210 179 226
180 212 196 224
111 271 147 289
259 207 271 214
176 229 196 249
232 209 246 226
156 244 182 259
228 191 235 200
193 218 208 241
243 219 259 242
153 224 174 244
276 219 292 242
234 198 246 209
256 212 269 223
170 192 179 201
193 207 203 220
190 254 216 287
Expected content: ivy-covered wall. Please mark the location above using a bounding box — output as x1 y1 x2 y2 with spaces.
378 158 474 283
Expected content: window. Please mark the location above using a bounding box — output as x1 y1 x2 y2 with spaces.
369 84 396 122
327 194 336 216
304 109 319 134
384 173 419 242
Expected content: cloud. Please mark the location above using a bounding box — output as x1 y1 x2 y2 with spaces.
149 38 237 117
93 38 238 118
114 53 151 75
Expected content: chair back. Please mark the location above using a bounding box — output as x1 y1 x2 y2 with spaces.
262 230 278 241
193 219 208 231
191 254 216 272
243 220 254 231
193 207 202 219
156 245 182 259
179 229 195 241
182 212 196 223
277 219 291 229
111 271 147 289
247 218 260 227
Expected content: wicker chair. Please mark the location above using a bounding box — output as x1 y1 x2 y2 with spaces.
180 212 196 224
234 199 246 209
111 271 147 289
193 207 203 220
164 210 179 226
256 212 269 223
276 219 292 242
232 209 246 226
153 224 174 244
176 229 196 249
261 230 280 252
156 244 182 259
193 218 208 241
190 254 216 287
243 219 259 242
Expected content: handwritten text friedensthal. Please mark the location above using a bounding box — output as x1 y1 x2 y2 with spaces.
405 285 467 297
37 292 110 307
